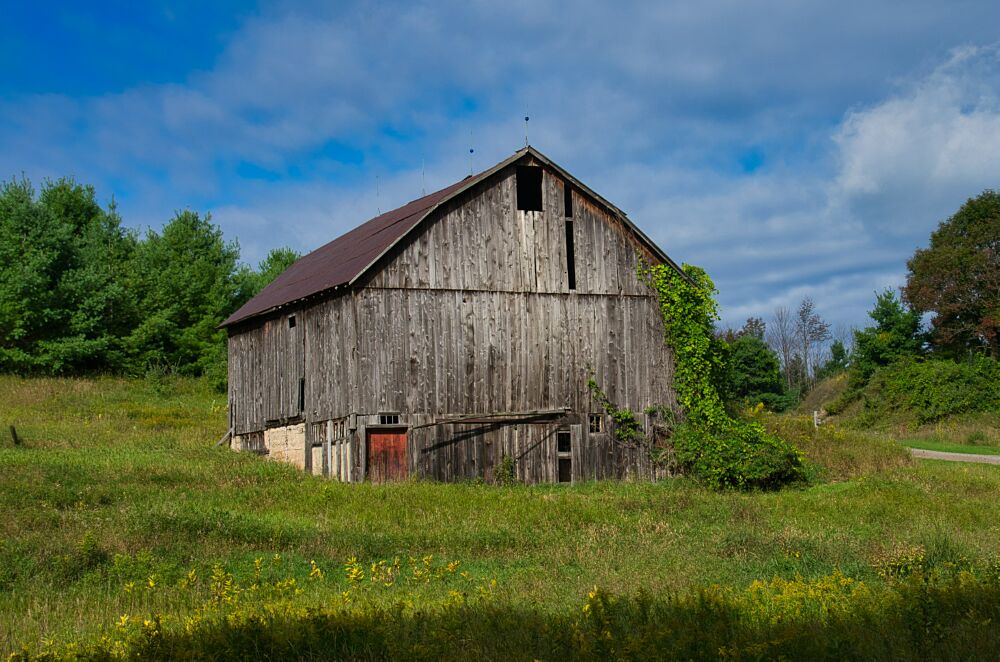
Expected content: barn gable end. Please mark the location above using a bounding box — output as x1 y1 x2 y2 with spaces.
226 147 682 484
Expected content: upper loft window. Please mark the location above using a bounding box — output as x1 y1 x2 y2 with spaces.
288 315 297 328
564 183 573 217
516 166 543 211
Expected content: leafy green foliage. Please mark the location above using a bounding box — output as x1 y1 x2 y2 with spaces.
0 178 138 374
815 340 850 380
493 454 517 486
671 421 805 490
756 389 801 413
726 335 783 404
856 356 1000 426
125 211 240 384
586 377 643 445
640 262 804 489
639 263 728 427
850 290 924 388
0 176 296 384
904 189 1000 358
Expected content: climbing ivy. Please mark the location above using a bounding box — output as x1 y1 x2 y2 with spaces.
639 262 805 490
586 377 643 445
638 263 728 427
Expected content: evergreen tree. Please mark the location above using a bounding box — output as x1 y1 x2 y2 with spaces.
0 178 137 373
125 210 240 379
851 290 924 387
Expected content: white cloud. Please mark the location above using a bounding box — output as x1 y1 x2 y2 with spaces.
642 44 1000 330
4 3 1000 336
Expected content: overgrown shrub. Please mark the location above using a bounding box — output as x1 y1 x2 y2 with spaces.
494 455 517 486
640 262 804 489
756 389 800 413
671 420 804 490
857 356 1000 426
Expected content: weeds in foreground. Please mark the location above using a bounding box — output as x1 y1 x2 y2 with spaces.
3 376 999 657
10 563 1000 660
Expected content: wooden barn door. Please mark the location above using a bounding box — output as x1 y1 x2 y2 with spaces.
366 430 408 483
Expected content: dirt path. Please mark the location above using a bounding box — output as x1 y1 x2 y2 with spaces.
908 448 1000 465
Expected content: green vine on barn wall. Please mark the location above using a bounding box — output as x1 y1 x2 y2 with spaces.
637 262 728 428
638 261 805 490
586 377 643 445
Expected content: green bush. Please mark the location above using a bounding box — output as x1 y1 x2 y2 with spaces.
757 389 800 413
858 356 1000 426
641 262 804 490
671 420 804 490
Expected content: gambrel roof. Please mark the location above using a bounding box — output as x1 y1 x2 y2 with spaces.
222 146 683 327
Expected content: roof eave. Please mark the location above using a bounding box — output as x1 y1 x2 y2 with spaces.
346 147 532 287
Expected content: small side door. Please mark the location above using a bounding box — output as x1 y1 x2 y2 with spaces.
366 429 408 483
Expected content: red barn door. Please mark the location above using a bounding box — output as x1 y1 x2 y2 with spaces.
366 430 408 483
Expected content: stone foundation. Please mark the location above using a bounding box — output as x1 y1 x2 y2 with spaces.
263 423 307 469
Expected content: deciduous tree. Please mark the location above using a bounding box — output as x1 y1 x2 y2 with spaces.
904 190 1000 358
795 297 830 381
767 306 795 388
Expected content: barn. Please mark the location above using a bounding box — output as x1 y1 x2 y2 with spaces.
221 146 684 484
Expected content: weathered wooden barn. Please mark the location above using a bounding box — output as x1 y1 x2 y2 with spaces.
221 146 684 484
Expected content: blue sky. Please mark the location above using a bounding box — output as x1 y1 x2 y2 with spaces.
4 1 1000 336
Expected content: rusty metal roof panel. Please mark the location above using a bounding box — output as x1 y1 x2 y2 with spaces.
220 173 488 327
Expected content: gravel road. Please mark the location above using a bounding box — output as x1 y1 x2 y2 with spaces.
909 448 1000 465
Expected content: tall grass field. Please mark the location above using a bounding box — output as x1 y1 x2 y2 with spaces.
1 376 998 659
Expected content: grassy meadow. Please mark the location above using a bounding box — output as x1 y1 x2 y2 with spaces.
1 375 999 659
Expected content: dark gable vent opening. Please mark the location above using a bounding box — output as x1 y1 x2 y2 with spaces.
516 165 543 211
564 183 573 217
288 315 297 328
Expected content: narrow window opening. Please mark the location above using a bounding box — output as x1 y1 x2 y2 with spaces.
589 414 604 433
564 183 573 217
557 430 572 454
378 413 400 426
565 220 576 290
288 315 296 328
516 165 543 211
556 430 572 482
298 377 305 412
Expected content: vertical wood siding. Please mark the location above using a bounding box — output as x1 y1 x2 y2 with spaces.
228 163 677 482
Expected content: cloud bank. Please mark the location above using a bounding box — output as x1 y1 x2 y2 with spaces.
3 2 1000 332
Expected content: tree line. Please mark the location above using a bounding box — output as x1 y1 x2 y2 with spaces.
718 189 1000 411
0 177 298 387
2 175 997 403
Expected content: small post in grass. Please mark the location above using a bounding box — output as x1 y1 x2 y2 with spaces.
813 411 820 429
9 425 20 445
